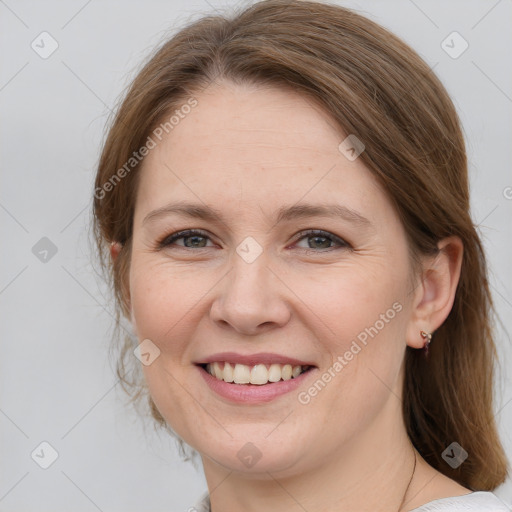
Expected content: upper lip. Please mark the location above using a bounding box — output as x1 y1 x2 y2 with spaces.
195 352 316 367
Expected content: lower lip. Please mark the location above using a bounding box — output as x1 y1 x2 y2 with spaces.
197 365 315 403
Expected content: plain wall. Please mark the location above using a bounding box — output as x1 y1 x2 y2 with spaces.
1 0 511 510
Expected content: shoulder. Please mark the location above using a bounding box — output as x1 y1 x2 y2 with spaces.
409 491 511 512
191 491 510 512
192 491 210 512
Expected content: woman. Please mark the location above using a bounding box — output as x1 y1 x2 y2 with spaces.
92 0 510 510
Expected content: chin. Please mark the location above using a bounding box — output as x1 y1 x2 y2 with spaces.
195 430 313 478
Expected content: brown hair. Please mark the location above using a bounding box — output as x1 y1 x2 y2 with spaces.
92 0 508 489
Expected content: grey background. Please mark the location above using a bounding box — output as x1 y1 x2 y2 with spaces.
1 0 511 511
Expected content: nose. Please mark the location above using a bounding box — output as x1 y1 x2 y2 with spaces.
209 253 291 336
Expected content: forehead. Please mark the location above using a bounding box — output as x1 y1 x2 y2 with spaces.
134 82 386 224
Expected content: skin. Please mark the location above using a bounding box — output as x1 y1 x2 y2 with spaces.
112 80 468 511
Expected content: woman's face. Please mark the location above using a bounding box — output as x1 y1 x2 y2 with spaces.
128 81 420 476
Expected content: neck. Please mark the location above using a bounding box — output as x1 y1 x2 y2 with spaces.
201 399 418 512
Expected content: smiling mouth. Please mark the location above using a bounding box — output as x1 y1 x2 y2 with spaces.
199 362 314 385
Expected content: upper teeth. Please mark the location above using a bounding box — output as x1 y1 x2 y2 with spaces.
205 362 306 385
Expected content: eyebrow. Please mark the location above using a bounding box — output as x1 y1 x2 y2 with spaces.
142 201 372 228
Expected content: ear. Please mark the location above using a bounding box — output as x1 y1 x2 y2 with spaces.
406 236 463 349
109 241 133 317
110 241 123 262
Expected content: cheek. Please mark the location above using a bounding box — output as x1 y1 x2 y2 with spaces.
129 249 409 356
283 259 407 351
128 258 207 355
290 263 408 417
128 258 216 440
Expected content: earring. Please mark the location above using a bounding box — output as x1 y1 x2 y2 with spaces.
420 330 432 357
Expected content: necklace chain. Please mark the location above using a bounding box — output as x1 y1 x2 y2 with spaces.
208 445 419 512
397 446 417 512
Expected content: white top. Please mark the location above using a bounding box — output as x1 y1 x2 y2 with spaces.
194 491 511 511
409 491 511 511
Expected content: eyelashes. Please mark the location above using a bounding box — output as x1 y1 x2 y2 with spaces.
157 228 352 252
293 229 351 251
158 229 213 249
